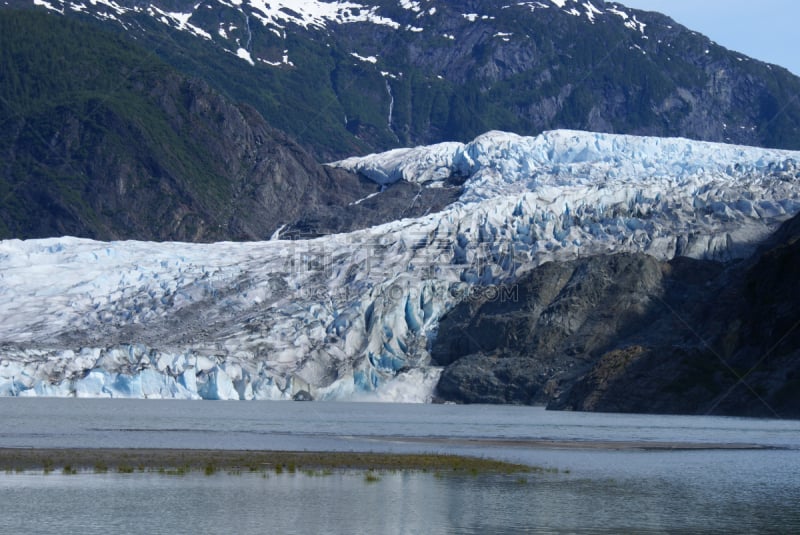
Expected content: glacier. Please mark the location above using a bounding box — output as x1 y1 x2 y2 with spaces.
1 130 799 401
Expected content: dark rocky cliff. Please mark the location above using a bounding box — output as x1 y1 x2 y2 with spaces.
432 213 800 418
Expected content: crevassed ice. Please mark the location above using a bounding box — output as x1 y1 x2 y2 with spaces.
2 130 799 401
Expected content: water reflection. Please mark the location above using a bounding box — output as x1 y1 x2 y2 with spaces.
2 469 799 534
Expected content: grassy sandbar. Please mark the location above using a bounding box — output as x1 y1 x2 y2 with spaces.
0 448 535 476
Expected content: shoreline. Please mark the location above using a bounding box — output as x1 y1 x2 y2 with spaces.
372 436 780 451
0 448 535 475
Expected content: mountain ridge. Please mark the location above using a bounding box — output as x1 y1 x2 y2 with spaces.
6 0 800 162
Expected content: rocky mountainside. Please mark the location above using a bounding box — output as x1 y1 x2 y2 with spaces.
432 212 800 418
0 11 459 240
7 0 800 161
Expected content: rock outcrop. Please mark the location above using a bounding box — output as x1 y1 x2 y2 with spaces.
433 214 800 418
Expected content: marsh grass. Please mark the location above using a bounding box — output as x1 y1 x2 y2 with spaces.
0 449 536 479
62 465 77 475
117 464 134 474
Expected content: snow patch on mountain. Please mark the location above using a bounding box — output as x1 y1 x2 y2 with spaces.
147 6 212 39
25 0 656 70
236 47 254 65
32 0 61 12
351 52 378 64
244 0 400 30
399 0 421 12
513 0 643 31
583 1 602 23
2 130 799 401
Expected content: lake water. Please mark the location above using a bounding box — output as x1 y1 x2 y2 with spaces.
1 399 799 533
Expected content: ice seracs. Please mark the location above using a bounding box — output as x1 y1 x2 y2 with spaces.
334 129 800 208
1 130 799 401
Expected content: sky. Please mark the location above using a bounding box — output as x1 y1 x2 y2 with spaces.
618 0 799 76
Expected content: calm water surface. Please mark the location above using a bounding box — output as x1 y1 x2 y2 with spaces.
1 399 798 533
